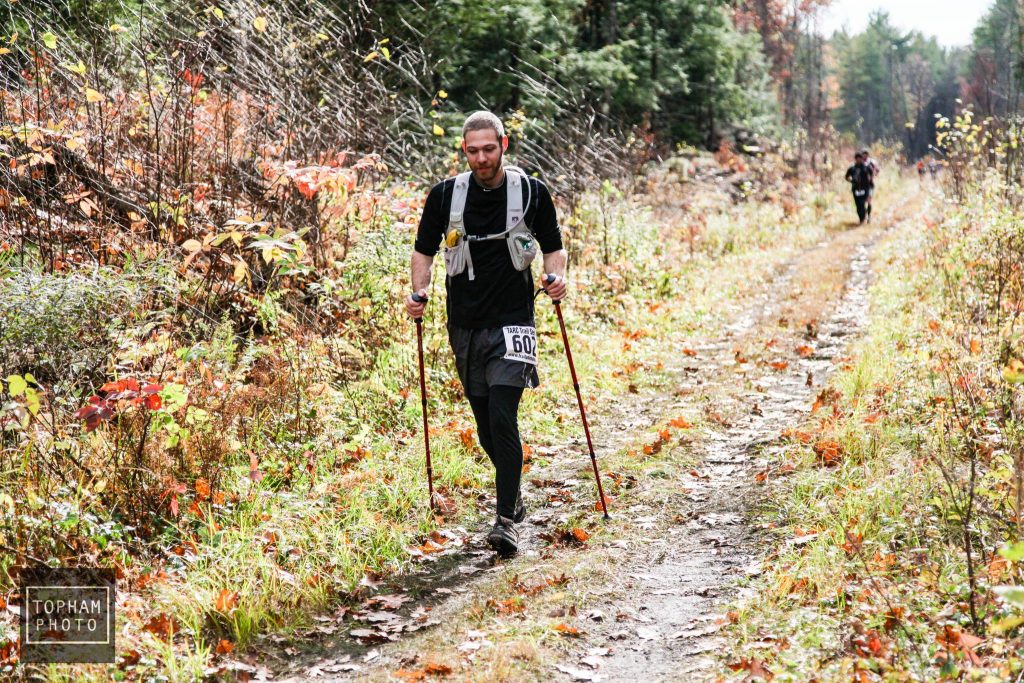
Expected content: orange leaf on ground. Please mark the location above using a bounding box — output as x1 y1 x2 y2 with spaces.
424 662 453 676
795 345 814 358
194 478 211 500
488 597 524 615
769 361 789 371
727 658 774 681
554 623 582 637
214 589 239 613
214 639 234 655
669 416 693 429
142 613 177 639
683 348 698 357
813 440 843 466
571 528 590 543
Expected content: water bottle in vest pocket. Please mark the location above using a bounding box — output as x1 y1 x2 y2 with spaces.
443 219 469 277
506 220 537 272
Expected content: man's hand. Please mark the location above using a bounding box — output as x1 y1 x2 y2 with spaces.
541 273 567 301
406 288 428 318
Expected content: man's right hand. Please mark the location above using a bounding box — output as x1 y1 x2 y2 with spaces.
406 289 428 318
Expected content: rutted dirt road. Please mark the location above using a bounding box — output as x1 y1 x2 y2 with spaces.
264 188 926 682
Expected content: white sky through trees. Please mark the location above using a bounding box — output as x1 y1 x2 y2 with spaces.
819 0 992 47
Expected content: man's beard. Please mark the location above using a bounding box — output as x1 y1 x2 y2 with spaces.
472 153 504 186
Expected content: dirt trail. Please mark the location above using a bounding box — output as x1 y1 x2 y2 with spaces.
266 191 925 682
568 210 916 681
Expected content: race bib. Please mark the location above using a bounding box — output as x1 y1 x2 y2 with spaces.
502 325 537 365
854 189 867 197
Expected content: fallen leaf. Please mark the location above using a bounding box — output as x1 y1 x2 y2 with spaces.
812 439 843 466
795 345 814 358
215 639 234 655
142 613 177 639
571 527 591 543
214 589 239 613
424 662 453 676
727 657 774 681
555 623 583 637
369 594 411 610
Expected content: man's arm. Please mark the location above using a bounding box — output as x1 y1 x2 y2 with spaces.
406 251 434 317
541 249 568 301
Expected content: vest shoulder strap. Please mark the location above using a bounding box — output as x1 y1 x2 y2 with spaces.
448 171 473 227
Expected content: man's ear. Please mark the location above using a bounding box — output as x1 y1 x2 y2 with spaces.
501 135 509 152
461 139 468 154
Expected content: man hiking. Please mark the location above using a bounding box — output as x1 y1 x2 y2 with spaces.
844 151 873 225
405 111 567 557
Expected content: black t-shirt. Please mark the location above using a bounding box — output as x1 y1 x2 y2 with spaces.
414 172 562 329
845 163 872 192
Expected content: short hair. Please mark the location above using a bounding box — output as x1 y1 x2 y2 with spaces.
462 111 505 140
860 148 870 156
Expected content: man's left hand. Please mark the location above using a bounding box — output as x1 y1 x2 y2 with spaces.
542 273 567 301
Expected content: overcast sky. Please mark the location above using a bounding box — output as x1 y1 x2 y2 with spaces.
818 0 993 47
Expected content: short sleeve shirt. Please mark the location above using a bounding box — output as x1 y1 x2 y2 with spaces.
414 172 562 329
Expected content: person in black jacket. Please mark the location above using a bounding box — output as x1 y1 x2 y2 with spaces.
405 111 567 556
844 152 873 225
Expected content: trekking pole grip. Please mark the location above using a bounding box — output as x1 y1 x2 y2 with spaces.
543 274 561 306
411 292 428 323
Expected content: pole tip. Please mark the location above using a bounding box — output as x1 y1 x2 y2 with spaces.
602 513 611 521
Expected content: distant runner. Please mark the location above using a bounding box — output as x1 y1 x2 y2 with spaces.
844 151 873 225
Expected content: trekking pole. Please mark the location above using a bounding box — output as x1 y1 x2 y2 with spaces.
542 275 611 520
411 292 436 512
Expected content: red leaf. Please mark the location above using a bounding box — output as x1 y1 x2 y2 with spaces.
143 393 162 410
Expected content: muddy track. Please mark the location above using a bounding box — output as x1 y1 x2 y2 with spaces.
265 194 923 682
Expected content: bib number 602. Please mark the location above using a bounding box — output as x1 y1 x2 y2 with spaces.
511 333 535 355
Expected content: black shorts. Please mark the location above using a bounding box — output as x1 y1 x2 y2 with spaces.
448 324 540 396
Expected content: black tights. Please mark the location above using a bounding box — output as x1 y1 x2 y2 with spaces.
467 386 524 520
854 193 867 223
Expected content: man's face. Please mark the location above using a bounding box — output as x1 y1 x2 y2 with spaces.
462 128 508 187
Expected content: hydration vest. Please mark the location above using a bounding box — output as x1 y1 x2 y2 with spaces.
442 166 537 280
